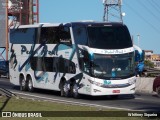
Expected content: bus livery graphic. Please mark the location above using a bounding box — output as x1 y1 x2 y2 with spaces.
9 22 136 98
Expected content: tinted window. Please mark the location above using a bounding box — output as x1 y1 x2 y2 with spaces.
87 26 132 49
73 26 88 45
10 28 37 44
30 57 76 74
92 53 135 79
39 27 72 45
135 50 145 62
77 49 90 74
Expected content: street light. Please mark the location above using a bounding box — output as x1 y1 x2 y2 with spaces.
137 34 140 47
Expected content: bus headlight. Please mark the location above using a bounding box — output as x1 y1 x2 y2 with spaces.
128 78 136 85
88 79 103 87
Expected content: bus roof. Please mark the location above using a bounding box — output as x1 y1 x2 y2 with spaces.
10 21 125 29
71 21 125 27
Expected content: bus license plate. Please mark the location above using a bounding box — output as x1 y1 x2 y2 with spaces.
112 90 120 93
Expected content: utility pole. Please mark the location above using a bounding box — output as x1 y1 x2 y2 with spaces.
6 0 8 61
103 0 124 22
137 34 140 47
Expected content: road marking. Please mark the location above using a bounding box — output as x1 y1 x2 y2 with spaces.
134 97 144 100
12 91 136 111
0 79 10 82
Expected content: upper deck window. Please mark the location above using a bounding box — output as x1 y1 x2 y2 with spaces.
10 26 72 46
10 28 37 44
39 27 72 45
72 26 88 45
87 25 132 49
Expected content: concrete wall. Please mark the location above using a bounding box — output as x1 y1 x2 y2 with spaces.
135 77 155 94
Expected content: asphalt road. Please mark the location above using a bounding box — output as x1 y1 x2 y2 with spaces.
0 77 160 111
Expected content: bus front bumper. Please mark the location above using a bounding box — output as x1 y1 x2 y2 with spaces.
90 84 136 96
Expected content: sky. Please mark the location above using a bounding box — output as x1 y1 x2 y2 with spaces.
40 0 160 54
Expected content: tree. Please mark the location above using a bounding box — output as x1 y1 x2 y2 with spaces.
144 60 154 68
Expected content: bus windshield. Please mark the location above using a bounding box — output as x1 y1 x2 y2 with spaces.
92 53 135 79
87 26 132 49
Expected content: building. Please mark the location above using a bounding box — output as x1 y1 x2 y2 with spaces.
151 54 160 61
144 50 160 69
153 61 160 69
144 50 153 61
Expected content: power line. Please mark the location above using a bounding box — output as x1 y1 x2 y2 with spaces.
124 1 160 34
147 0 160 13
152 0 160 10
139 0 160 22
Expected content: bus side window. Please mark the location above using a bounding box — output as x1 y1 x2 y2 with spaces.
59 27 72 46
73 26 87 45
10 28 36 44
40 27 72 46
40 29 48 44
78 49 90 74
40 27 59 44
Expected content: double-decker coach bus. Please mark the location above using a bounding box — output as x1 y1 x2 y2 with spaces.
9 22 136 98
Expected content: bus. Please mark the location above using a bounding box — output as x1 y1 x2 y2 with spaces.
9 22 136 98
134 45 145 63
134 45 145 76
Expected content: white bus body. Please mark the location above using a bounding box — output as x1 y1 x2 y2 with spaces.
9 22 136 98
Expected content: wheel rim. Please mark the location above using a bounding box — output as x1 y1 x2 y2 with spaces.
63 83 68 93
61 81 69 97
73 83 79 97
20 77 26 91
28 79 32 90
21 79 25 87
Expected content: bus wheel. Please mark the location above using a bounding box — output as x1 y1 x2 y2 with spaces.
6 73 9 79
61 81 70 97
72 81 80 99
27 77 34 92
20 75 27 91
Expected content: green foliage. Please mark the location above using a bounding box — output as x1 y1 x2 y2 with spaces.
0 97 140 120
144 60 154 68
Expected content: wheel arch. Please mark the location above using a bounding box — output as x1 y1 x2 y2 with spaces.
58 76 76 89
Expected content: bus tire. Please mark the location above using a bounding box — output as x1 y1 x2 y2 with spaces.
20 75 27 91
72 81 80 99
27 76 34 92
6 73 9 79
60 80 70 97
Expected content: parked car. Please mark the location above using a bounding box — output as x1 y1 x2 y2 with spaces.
0 60 9 78
153 76 160 97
